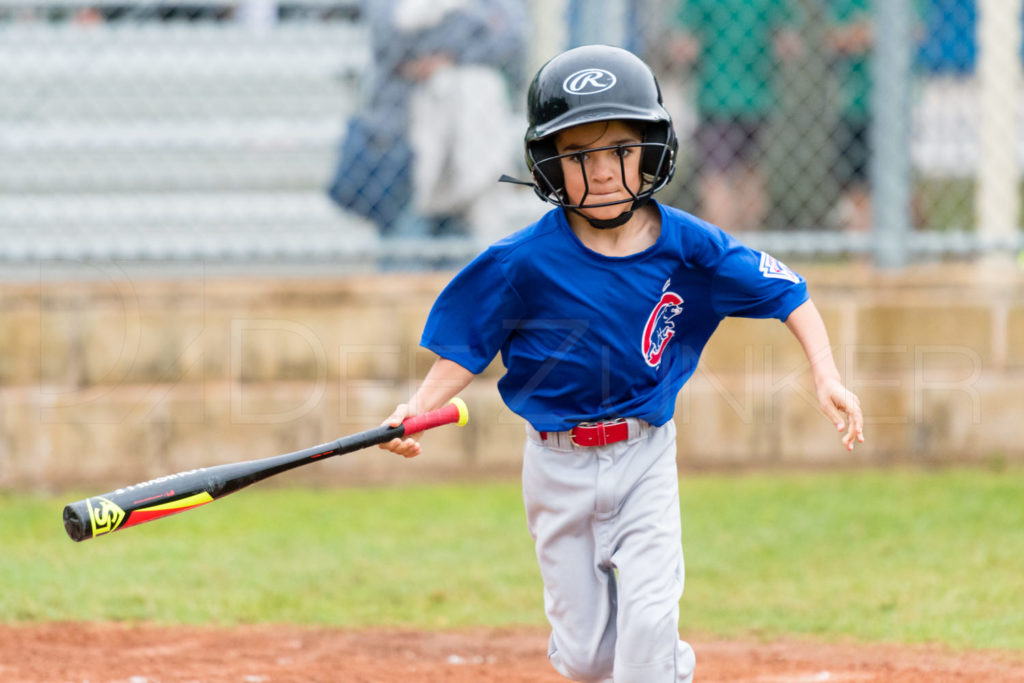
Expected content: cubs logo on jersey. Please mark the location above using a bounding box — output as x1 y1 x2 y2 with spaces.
641 290 684 368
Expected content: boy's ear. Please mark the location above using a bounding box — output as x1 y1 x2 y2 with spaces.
529 139 564 196
641 123 675 178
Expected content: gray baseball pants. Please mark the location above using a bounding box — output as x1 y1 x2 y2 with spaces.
522 419 696 683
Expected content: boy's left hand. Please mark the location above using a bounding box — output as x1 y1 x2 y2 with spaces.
816 377 864 451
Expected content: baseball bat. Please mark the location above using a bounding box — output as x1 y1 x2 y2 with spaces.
62 398 469 542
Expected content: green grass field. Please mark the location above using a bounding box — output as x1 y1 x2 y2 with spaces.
2 467 1022 651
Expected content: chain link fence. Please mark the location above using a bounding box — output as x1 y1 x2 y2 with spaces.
2 0 1023 275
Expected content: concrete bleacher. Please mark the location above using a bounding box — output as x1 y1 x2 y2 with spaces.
3 6 1020 270
0 17 389 266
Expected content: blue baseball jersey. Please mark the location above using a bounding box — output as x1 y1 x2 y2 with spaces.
421 202 808 431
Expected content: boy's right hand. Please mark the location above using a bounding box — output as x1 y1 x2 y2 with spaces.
378 403 423 459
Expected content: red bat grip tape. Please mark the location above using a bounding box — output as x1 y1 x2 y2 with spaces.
400 398 469 435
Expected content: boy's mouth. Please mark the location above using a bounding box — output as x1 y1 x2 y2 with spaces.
584 190 624 203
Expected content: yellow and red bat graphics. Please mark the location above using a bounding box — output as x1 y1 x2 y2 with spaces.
86 492 214 538
63 398 469 541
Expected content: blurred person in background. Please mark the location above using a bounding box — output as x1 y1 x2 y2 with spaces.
825 0 873 233
668 0 801 232
328 0 527 247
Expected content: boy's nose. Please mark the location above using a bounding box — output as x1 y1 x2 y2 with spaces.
589 153 618 181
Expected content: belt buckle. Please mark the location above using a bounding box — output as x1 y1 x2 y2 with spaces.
570 418 627 447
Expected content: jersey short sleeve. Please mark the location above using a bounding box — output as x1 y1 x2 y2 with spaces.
420 249 527 374
708 233 809 321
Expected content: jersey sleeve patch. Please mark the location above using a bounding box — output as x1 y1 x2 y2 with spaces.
759 252 801 284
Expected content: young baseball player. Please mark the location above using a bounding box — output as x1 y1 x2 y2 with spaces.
380 44 864 683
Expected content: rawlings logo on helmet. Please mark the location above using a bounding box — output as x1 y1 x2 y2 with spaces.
562 68 617 95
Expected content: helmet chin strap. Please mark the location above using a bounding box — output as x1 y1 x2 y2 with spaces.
571 207 633 229
569 196 648 230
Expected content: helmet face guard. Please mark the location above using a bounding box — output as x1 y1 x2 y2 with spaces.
527 139 675 210
524 45 678 216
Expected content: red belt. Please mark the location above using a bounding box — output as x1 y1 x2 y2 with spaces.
540 419 630 447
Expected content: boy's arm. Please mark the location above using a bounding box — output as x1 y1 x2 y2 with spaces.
378 357 476 458
785 300 865 451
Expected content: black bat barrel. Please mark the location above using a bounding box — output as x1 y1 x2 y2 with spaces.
62 423 405 542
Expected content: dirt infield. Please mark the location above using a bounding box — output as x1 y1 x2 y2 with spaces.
2 623 1022 682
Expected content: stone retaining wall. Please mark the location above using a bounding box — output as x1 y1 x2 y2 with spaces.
2 263 1022 491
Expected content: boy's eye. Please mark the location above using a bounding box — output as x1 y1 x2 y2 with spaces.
571 152 588 165
614 146 631 158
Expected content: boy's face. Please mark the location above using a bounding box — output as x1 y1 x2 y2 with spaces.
554 120 645 223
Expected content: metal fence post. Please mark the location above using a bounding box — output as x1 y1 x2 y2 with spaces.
871 0 913 268
976 0 1023 253
529 0 570 73
568 0 629 47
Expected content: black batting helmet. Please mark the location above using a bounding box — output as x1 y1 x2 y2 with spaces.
525 44 678 211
